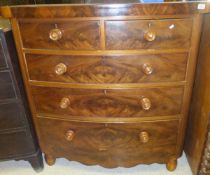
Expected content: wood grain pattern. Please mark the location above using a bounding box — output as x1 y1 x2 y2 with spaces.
25 53 188 84
31 86 184 118
37 117 178 168
19 20 100 50
105 19 192 50
2 3 210 19
3 2 206 171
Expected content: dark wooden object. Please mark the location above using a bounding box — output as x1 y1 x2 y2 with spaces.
185 14 210 175
0 21 43 172
1 2 210 172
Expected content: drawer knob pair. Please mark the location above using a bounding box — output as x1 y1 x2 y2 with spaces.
144 30 156 42
60 97 151 110
141 97 151 111
65 130 75 142
139 131 149 143
49 28 63 41
142 64 153 75
55 63 67 75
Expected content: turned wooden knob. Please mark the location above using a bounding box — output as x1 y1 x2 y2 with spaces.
60 97 70 109
144 30 156 42
141 63 153 75
65 130 75 141
55 63 67 75
141 97 151 110
139 131 149 143
49 28 62 41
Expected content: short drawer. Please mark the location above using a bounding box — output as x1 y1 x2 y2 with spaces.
37 117 178 167
0 130 35 159
32 86 184 118
106 19 192 50
19 20 100 50
0 39 7 69
26 53 188 84
0 102 25 131
0 71 16 100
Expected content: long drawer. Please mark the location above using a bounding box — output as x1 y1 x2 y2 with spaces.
32 86 184 118
19 20 100 50
37 117 178 168
26 53 188 84
106 18 193 50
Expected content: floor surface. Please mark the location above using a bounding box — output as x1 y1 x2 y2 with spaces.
0 153 192 175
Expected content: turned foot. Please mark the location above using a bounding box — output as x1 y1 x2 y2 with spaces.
45 154 56 166
166 158 177 172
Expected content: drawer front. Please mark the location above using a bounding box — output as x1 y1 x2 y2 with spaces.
19 20 100 50
0 39 7 69
0 71 16 100
0 130 35 159
106 19 192 50
37 118 178 167
0 102 25 131
32 87 184 118
26 53 188 83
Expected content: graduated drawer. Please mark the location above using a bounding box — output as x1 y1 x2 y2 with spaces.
0 102 25 131
26 53 188 84
106 19 192 50
37 117 178 168
32 86 184 118
0 71 16 100
0 129 35 159
19 20 100 50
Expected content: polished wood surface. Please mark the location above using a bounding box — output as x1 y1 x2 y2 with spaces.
26 53 188 84
32 86 183 118
2 2 207 171
185 14 210 175
37 117 178 168
19 20 100 50
106 19 192 50
2 3 210 19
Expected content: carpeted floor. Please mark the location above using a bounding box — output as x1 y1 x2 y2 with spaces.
0 153 192 175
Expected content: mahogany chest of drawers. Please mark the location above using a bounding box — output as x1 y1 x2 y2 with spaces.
0 19 43 172
2 2 210 172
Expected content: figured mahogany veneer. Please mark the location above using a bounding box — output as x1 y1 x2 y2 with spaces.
37 117 178 168
2 2 207 172
105 19 192 50
19 20 100 50
32 86 183 118
26 53 188 83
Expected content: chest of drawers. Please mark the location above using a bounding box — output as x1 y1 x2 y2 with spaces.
2 2 210 172
0 19 43 172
